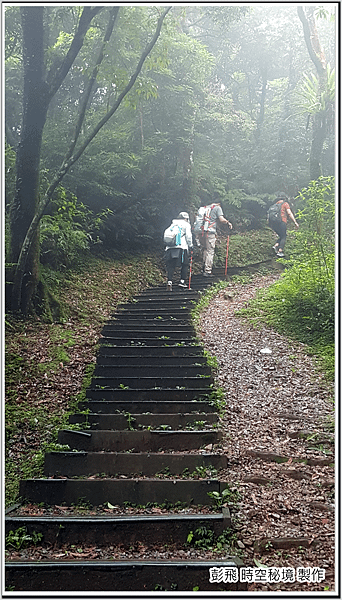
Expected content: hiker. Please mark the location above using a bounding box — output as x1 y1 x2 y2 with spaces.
164 212 193 292
197 202 232 276
267 192 299 258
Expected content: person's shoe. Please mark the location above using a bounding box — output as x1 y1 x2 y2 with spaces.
203 272 213 277
276 251 285 258
167 281 172 291
178 280 187 288
272 244 279 253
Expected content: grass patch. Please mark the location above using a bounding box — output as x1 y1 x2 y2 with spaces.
237 268 334 384
213 228 285 267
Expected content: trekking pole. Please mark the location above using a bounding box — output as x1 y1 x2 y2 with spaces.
188 251 193 289
225 234 230 277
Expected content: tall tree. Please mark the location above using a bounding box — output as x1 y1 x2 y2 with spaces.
297 6 333 180
9 6 102 313
8 5 171 314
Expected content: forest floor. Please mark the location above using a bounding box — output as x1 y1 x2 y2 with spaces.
5 260 335 593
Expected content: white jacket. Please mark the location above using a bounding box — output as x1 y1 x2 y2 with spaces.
165 218 193 251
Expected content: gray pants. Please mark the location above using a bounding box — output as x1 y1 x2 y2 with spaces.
201 232 216 273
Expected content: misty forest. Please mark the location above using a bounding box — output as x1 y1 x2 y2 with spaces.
4 4 335 593
5 5 335 312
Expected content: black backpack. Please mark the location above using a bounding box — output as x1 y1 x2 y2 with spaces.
267 201 282 223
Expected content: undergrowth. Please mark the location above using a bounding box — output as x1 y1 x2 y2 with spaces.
214 228 276 267
238 270 334 380
237 177 335 382
186 526 240 554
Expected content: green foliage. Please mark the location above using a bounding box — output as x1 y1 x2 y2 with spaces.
295 176 335 254
40 187 113 269
71 497 93 511
296 65 335 116
122 500 188 511
208 485 241 508
203 350 218 370
221 190 267 228
185 421 210 431
6 527 43 550
124 412 136 431
187 526 239 553
191 465 218 478
5 143 16 202
238 178 335 379
4 144 17 259
205 387 226 414
5 5 336 266
187 526 215 548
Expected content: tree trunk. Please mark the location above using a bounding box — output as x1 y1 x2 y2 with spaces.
297 6 328 181
9 7 50 313
9 6 171 314
255 62 267 143
310 112 326 180
9 6 104 313
278 50 296 170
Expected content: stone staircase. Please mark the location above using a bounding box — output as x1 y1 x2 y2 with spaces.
5 271 246 592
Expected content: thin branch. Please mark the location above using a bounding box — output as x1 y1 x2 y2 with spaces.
11 6 172 311
63 6 172 172
297 6 326 78
47 6 103 99
65 7 119 163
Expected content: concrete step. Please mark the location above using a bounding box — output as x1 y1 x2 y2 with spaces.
5 511 231 546
99 337 198 346
69 412 219 429
84 388 215 401
101 319 195 337
114 307 191 315
19 478 229 507
10 272 246 595
5 558 245 592
116 304 192 312
130 289 199 298
44 451 227 477
114 313 192 322
97 345 204 357
90 376 213 389
112 316 190 324
57 429 222 452
100 329 197 338
117 300 197 310
92 365 212 378
78 400 216 413
136 287 199 296
95 355 208 366
136 280 214 292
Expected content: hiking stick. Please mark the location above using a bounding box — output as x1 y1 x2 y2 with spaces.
189 252 193 289
225 234 230 276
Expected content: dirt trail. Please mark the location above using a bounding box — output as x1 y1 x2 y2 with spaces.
200 273 335 593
